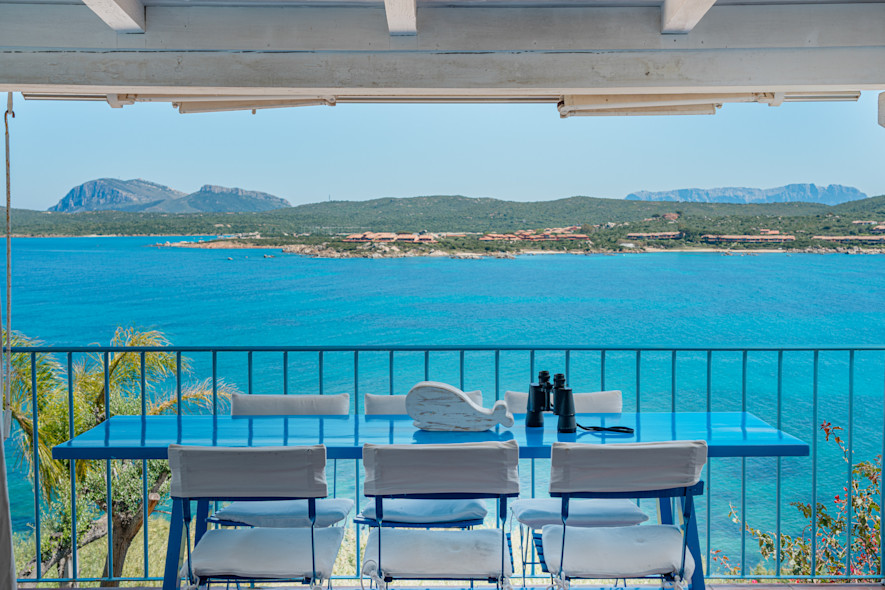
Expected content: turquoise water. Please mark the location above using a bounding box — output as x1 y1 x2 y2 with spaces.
8 237 885 348
4 237 885 570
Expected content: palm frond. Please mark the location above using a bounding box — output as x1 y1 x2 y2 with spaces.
149 378 238 415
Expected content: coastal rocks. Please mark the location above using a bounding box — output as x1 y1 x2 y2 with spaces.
282 243 351 258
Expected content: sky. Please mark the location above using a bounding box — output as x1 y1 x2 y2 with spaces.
4 91 884 211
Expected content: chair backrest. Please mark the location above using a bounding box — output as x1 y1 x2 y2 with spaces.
364 390 483 415
549 440 707 494
363 440 520 497
168 444 328 499
231 392 350 416
504 389 622 413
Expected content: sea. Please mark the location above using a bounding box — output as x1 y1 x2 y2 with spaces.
4 236 885 568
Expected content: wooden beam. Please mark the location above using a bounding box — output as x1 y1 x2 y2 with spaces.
384 0 417 35
662 0 717 33
82 0 145 33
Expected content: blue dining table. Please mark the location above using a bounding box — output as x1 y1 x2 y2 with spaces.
52 412 808 590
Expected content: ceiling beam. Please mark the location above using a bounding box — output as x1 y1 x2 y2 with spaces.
2 48 883 95
82 0 145 33
662 0 716 33
384 0 417 35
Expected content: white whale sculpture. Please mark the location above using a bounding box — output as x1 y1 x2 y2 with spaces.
406 381 515 432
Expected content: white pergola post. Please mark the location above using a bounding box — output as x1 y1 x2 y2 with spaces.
879 92 885 127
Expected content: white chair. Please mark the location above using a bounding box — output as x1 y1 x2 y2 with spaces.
539 440 707 590
212 393 354 527
168 444 345 590
361 440 520 590
504 389 623 414
505 389 646 579
356 392 489 528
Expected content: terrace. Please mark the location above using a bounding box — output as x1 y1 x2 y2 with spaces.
2 0 885 585
5 343 885 588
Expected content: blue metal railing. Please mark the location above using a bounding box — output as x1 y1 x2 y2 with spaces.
8 344 885 585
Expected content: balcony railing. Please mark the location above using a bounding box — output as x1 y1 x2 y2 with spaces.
8 344 885 586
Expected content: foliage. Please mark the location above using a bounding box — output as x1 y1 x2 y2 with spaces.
713 422 881 579
7 327 235 582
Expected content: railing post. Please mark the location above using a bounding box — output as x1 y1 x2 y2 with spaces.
31 352 41 581
103 350 113 581
811 349 819 580
67 351 78 580
776 349 783 578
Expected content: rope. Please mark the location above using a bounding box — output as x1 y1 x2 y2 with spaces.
2 93 13 419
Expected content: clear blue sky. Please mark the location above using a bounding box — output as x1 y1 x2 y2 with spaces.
5 92 884 210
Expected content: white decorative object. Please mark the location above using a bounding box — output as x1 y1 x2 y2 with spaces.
406 381 514 431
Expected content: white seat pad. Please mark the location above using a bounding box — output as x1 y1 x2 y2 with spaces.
541 525 694 580
190 527 345 580
360 498 487 524
213 499 354 528
362 528 512 579
511 498 648 528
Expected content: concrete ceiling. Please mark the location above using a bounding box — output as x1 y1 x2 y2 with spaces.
1 0 884 118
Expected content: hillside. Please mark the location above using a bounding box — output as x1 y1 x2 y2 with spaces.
49 179 185 213
266 195 829 232
625 184 866 205
140 185 291 213
8 192 885 237
49 179 291 213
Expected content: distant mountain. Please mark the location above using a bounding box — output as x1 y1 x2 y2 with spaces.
50 179 291 213
141 185 291 213
625 184 867 205
49 179 186 213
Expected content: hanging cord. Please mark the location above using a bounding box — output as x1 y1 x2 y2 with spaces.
2 93 13 423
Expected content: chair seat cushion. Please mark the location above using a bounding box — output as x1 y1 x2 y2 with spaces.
540 524 695 580
212 499 354 528
511 498 648 528
359 498 487 524
190 526 345 580
362 528 512 579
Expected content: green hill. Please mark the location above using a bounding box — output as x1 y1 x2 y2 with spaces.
5 193 884 237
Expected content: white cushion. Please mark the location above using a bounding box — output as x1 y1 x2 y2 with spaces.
360 498 487 524
511 498 648 528
362 528 512 579
213 498 354 527
189 527 345 580
540 524 694 580
231 392 350 416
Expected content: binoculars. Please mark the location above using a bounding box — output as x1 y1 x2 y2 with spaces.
526 370 576 433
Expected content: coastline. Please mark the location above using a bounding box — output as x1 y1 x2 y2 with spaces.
156 239 885 258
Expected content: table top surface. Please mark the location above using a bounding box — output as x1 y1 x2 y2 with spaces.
52 411 809 460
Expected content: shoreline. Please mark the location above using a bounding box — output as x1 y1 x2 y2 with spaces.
156 240 885 258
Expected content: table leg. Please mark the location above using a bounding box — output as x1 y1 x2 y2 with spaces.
162 499 184 590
